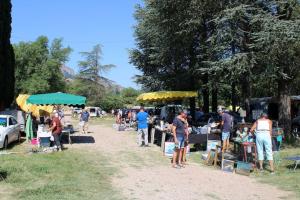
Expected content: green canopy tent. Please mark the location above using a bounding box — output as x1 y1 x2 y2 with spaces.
26 92 86 107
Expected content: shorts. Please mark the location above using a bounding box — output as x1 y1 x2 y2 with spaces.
175 136 185 149
222 132 230 141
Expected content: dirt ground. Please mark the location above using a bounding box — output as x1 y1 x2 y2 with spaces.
68 122 296 200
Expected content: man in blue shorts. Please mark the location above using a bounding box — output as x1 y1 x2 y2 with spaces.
218 108 233 153
136 107 149 147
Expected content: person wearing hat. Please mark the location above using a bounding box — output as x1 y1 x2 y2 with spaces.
218 108 233 153
49 112 63 151
172 110 188 168
250 113 274 173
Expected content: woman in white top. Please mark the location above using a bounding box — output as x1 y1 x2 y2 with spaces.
250 113 274 173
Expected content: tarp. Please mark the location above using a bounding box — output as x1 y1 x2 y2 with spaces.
25 114 33 141
16 94 53 117
26 92 86 107
136 91 198 102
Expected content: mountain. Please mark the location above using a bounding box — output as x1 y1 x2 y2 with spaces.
61 65 123 92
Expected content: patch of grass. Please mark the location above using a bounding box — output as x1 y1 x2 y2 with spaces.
88 117 115 127
0 150 122 200
254 147 300 198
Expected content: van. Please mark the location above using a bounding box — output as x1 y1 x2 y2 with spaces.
86 107 101 117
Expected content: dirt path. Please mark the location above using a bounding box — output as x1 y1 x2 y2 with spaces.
68 123 295 200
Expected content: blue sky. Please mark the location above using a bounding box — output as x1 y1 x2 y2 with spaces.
11 0 142 88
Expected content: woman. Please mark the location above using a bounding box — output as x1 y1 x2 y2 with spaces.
182 118 189 165
172 111 187 168
250 113 274 173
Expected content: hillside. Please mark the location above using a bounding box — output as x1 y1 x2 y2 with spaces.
61 65 123 92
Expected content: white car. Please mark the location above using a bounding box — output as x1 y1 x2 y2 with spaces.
0 115 21 149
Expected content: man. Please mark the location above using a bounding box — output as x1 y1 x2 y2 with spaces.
136 107 149 147
50 112 63 151
172 111 188 168
250 113 274 174
80 109 90 134
218 108 233 153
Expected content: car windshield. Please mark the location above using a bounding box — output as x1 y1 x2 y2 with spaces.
0 118 7 127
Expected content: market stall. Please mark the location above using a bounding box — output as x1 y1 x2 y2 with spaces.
136 91 216 151
22 92 86 147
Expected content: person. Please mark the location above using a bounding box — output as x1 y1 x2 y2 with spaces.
218 108 233 153
80 109 90 134
136 107 149 147
58 109 65 126
182 114 190 165
127 110 132 126
195 108 204 122
250 113 274 174
172 111 187 168
49 112 63 151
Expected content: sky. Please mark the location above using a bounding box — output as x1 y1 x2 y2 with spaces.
11 0 143 89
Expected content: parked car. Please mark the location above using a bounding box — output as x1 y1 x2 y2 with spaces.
86 107 102 117
0 115 21 149
72 108 82 116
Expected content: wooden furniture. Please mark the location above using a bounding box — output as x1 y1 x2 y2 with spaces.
206 145 222 167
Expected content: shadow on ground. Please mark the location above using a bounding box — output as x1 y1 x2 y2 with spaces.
69 136 95 144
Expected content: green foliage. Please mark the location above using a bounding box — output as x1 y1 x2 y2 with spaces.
99 94 125 111
0 0 15 108
78 44 115 82
68 44 116 107
14 36 72 95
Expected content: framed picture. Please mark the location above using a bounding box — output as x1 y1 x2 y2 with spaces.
164 142 190 157
207 140 221 152
221 159 235 173
164 142 175 157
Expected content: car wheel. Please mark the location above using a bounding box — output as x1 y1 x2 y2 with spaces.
3 137 8 150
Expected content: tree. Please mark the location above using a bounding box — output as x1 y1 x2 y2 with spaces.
14 36 72 94
74 44 115 106
0 0 15 109
251 8 300 140
78 44 115 82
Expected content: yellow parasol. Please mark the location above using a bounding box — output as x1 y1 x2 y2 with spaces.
136 91 198 102
16 94 53 117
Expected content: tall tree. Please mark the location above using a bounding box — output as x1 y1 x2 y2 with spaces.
75 44 115 105
14 36 72 94
0 0 15 109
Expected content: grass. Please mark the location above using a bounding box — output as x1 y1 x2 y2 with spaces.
0 149 122 200
255 146 300 198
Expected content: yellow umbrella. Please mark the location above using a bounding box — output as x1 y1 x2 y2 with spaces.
16 94 53 117
136 91 198 102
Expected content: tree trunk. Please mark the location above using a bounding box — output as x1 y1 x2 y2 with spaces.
278 79 292 142
231 82 237 112
202 74 210 113
212 87 218 112
189 97 196 121
241 76 251 121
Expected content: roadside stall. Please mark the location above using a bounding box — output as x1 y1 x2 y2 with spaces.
137 91 221 152
16 94 54 141
24 92 86 149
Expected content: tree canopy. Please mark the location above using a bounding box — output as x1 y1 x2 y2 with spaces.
14 36 72 95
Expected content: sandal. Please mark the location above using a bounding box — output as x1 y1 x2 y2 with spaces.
172 164 181 169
